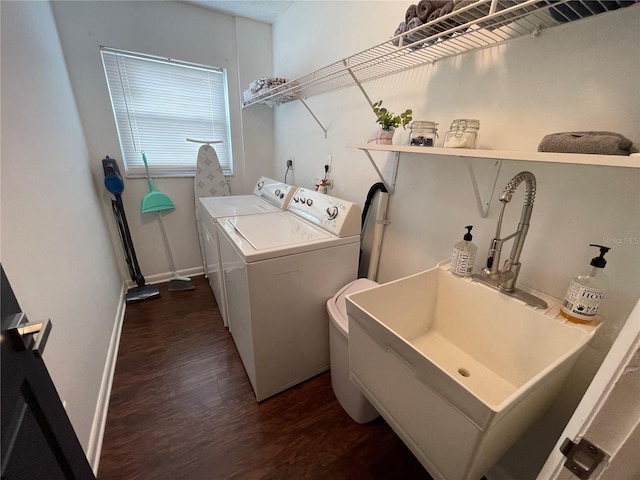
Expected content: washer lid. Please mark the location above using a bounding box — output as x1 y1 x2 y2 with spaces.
199 195 279 219
229 212 332 250
218 212 359 262
328 278 379 335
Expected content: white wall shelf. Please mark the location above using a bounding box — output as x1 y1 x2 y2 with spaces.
242 0 636 110
348 143 639 217
347 144 640 169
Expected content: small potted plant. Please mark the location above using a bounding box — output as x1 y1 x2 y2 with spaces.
369 100 413 145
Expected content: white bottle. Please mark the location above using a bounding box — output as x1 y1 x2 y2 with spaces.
560 244 611 324
450 226 477 277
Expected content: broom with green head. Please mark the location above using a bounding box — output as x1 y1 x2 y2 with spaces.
141 151 194 291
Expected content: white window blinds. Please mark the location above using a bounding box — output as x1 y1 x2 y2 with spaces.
101 47 232 177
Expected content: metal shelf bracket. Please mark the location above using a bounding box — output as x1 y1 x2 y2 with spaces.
295 94 328 138
465 158 502 217
356 146 501 213
345 60 374 108
361 148 399 194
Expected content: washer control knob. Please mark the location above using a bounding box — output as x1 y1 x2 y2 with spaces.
326 206 338 220
257 181 264 190
306 198 313 206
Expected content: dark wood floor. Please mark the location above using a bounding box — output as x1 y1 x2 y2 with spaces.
98 275 432 480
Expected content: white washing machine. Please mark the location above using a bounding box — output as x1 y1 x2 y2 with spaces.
198 177 297 326
217 188 361 402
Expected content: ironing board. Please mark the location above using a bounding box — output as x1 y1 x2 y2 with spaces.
194 144 230 198
194 143 230 276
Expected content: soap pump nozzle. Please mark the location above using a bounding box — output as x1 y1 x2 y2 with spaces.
463 225 473 241
589 244 610 268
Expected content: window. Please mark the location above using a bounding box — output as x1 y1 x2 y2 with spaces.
101 47 233 177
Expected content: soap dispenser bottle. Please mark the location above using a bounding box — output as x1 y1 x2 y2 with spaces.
560 244 611 324
450 225 477 277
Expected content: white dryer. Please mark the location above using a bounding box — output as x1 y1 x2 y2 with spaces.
217 188 361 402
198 177 296 326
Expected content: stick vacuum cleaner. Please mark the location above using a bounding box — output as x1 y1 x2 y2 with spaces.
102 156 160 303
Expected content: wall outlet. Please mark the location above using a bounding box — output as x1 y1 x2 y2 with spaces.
286 157 294 169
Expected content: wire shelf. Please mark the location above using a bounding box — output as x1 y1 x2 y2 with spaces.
242 0 636 108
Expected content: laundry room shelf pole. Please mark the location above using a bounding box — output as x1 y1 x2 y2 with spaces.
295 94 328 138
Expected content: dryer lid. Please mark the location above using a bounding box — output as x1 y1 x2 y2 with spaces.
199 195 279 219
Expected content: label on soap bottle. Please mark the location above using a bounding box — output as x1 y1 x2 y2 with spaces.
561 280 605 320
451 248 475 277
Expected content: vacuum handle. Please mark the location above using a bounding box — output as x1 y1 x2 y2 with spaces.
102 156 125 195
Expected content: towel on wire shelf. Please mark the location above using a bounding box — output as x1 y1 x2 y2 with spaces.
405 17 428 44
537 131 634 156
549 0 638 23
416 0 448 22
439 1 456 18
391 21 408 46
433 1 458 37
477 1 543 31
450 0 489 30
427 7 443 23
392 19 429 48
405 4 418 23
425 7 453 39
242 77 297 107
405 16 439 49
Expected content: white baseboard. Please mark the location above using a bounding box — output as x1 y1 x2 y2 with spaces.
125 267 205 288
86 282 127 474
85 268 205 472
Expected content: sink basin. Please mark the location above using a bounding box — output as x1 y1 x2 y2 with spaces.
346 262 599 480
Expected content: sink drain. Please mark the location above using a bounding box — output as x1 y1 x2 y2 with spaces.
458 368 470 377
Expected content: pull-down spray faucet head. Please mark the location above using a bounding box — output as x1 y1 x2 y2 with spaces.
499 171 537 205
474 171 547 309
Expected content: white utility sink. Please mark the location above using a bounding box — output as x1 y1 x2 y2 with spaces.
346 262 600 480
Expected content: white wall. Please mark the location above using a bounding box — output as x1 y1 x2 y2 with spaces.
236 16 277 193
1 0 122 454
272 3 640 479
51 1 275 281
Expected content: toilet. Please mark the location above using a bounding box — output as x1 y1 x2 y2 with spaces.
326 278 380 423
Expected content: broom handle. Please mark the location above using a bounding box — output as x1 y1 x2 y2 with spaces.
157 211 178 275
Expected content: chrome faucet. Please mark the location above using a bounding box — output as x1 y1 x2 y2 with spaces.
473 171 548 309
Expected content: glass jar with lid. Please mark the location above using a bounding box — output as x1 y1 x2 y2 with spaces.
408 121 439 147
443 119 480 149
